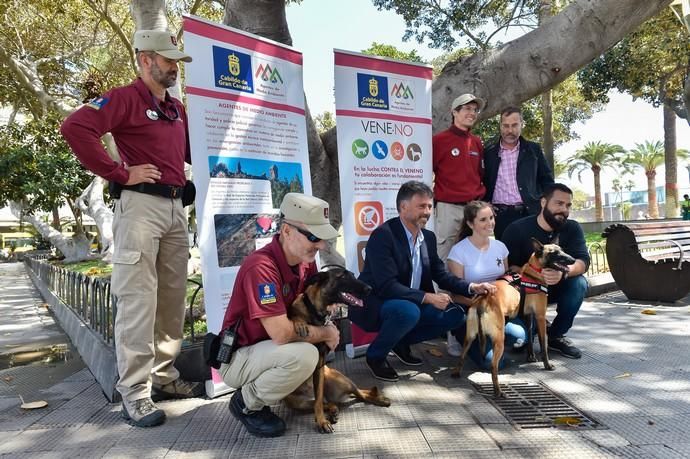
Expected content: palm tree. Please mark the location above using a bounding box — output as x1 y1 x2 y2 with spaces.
623 141 688 219
567 141 626 222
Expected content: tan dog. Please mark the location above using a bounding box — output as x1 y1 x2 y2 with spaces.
450 276 521 398
521 238 575 371
284 268 390 433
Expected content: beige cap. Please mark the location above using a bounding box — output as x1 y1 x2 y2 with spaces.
133 30 192 63
451 93 485 112
280 193 339 240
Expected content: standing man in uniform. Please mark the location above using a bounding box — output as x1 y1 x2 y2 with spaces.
61 30 201 427
432 94 487 262
484 106 554 240
220 193 340 437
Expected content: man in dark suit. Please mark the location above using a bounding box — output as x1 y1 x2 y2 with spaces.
483 106 554 240
349 181 496 381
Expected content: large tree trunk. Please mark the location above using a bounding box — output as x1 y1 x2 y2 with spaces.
647 171 659 218
663 103 679 218
540 0 555 171
9 201 90 262
431 0 673 130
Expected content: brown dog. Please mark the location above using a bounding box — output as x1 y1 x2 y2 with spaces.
521 238 575 371
285 267 390 433
450 276 521 398
451 239 575 397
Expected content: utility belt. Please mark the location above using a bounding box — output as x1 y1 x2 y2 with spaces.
109 180 196 206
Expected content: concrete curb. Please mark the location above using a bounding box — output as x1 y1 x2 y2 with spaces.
26 267 120 403
585 272 617 297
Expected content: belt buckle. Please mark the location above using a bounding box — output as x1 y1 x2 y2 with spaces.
171 187 180 199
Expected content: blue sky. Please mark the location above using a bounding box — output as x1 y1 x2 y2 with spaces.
286 0 690 195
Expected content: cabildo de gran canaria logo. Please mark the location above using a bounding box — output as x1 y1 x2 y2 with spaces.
213 45 253 93
357 73 388 110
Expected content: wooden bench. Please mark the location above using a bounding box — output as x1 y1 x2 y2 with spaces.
603 221 690 302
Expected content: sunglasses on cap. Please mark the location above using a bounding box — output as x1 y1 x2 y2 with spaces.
285 222 322 243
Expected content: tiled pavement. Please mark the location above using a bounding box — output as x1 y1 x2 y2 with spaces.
1 262 690 458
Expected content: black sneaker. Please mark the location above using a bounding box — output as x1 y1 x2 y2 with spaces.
548 336 582 359
228 389 286 437
366 357 399 382
152 378 204 401
121 397 166 427
391 344 423 366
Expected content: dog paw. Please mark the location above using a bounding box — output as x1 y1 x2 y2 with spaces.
379 396 391 407
325 403 339 423
450 368 461 378
293 320 309 338
544 363 556 371
526 354 537 363
493 391 506 399
317 420 334 433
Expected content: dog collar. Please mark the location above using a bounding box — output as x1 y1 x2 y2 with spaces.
528 263 543 272
301 292 329 325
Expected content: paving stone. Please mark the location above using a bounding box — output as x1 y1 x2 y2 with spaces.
359 427 432 456
295 430 363 458
354 401 416 430
228 433 299 458
420 423 498 452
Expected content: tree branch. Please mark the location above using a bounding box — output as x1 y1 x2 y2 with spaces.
84 0 137 74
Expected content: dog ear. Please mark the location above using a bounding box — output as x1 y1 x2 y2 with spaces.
531 238 544 252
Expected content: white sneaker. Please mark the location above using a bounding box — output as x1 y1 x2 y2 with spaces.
446 331 461 357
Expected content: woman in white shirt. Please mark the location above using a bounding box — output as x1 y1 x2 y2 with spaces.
446 201 526 369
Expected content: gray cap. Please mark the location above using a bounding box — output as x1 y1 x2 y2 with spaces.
451 93 485 112
133 30 192 63
280 193 339 240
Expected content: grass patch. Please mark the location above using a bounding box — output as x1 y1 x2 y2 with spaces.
51 259 113 277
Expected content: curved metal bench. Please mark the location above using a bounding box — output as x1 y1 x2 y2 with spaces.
603 221 690 302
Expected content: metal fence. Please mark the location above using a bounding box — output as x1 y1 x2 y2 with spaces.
586 242 609 276
25 257 202 346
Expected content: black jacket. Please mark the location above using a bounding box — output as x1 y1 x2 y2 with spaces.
350 217 471 332
483 136 554 215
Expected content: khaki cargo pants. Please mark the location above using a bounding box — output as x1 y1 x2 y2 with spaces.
111 190 189 403
434 201 466 262
220 340 319 411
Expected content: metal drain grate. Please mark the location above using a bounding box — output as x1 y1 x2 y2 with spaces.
473 381 603 430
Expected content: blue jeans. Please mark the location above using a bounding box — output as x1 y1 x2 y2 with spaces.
453 317 527 371
547 275 588 338
366 300 465 360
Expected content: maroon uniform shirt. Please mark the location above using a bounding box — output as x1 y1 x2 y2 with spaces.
222 235 318 347
61 78 191 186
432 125 485 204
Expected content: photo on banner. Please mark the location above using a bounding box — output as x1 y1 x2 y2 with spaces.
183 15 312 397
333 50 433 358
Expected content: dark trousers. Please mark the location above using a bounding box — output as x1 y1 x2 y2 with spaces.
494 205 528 241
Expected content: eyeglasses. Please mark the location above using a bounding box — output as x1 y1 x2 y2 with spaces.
285 223 322 243
151 96 180 122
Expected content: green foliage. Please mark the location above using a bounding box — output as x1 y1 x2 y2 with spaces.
0 114 92 213
53 259 112 276
623 140 666 175
566 141 626 183
371 0 541 50
314 111 336 134
578 9 689 117
361 42 426 63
